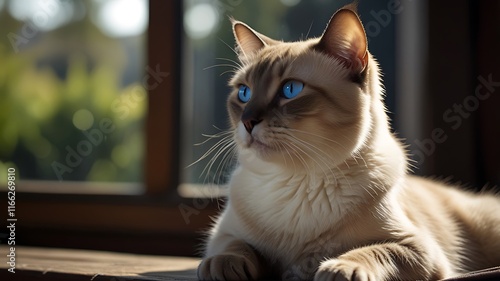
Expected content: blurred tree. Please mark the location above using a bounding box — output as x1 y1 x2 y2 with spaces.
0 1 145 184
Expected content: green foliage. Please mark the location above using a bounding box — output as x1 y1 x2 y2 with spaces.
0 43 145 183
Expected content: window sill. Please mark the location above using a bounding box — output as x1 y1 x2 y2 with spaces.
0 245 199 280
0 180 144 195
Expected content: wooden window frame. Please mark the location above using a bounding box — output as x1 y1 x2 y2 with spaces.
0 0 219 257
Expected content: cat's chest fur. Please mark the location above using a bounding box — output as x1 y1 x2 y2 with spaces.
228 160 378 264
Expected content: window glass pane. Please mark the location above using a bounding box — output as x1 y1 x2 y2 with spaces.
0 0 148 184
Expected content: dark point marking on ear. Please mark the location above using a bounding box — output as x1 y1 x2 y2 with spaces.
351 65 368 86
314 4 368 78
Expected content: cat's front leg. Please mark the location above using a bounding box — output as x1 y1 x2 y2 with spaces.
314 242 441 281
197 239 266 280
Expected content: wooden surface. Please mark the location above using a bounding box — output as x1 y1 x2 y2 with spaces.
2 246 499 280
0 246 199 280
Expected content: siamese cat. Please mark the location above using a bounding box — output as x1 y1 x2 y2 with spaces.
197 4 500 281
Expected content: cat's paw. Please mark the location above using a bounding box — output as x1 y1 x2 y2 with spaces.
314 259 375 281
197 254 259 280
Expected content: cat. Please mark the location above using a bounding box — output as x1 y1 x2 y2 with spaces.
197 4 500 281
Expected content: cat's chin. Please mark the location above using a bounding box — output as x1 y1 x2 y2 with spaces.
238 138 282 164
251 138 270 150
248 138 275 156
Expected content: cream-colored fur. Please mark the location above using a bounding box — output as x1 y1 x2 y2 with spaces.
197 5 500 281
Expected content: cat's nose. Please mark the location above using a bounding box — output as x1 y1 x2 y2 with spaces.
243 118 263 134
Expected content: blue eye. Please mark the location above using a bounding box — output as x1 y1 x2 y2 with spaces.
282 80 304 99
238 85 251 103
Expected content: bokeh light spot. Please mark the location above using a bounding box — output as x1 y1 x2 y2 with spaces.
184 3 218 40
73 109 94 131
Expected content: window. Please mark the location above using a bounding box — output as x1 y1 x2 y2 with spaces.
0 0 147 185
0 0 215 256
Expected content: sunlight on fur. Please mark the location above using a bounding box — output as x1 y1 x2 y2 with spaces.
196 4 500 281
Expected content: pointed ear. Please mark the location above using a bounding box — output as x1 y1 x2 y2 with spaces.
315 5 368 73
232 20 277 58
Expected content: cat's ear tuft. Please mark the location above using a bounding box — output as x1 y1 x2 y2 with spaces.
232 20 276 58
315 5 368 74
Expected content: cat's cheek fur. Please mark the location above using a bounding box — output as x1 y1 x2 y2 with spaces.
236 122 249 146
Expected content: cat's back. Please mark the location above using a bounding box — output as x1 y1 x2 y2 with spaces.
403 175 500 218
402 175 500 271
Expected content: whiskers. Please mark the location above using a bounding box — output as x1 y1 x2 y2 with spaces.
203 57 243 76
203 39 245 76
274 128 379 199
276 129 343 184
188 128 237 189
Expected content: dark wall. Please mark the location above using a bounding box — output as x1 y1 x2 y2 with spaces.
424 0 500 189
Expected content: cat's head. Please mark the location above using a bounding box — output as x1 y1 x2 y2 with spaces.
227 5 379 172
